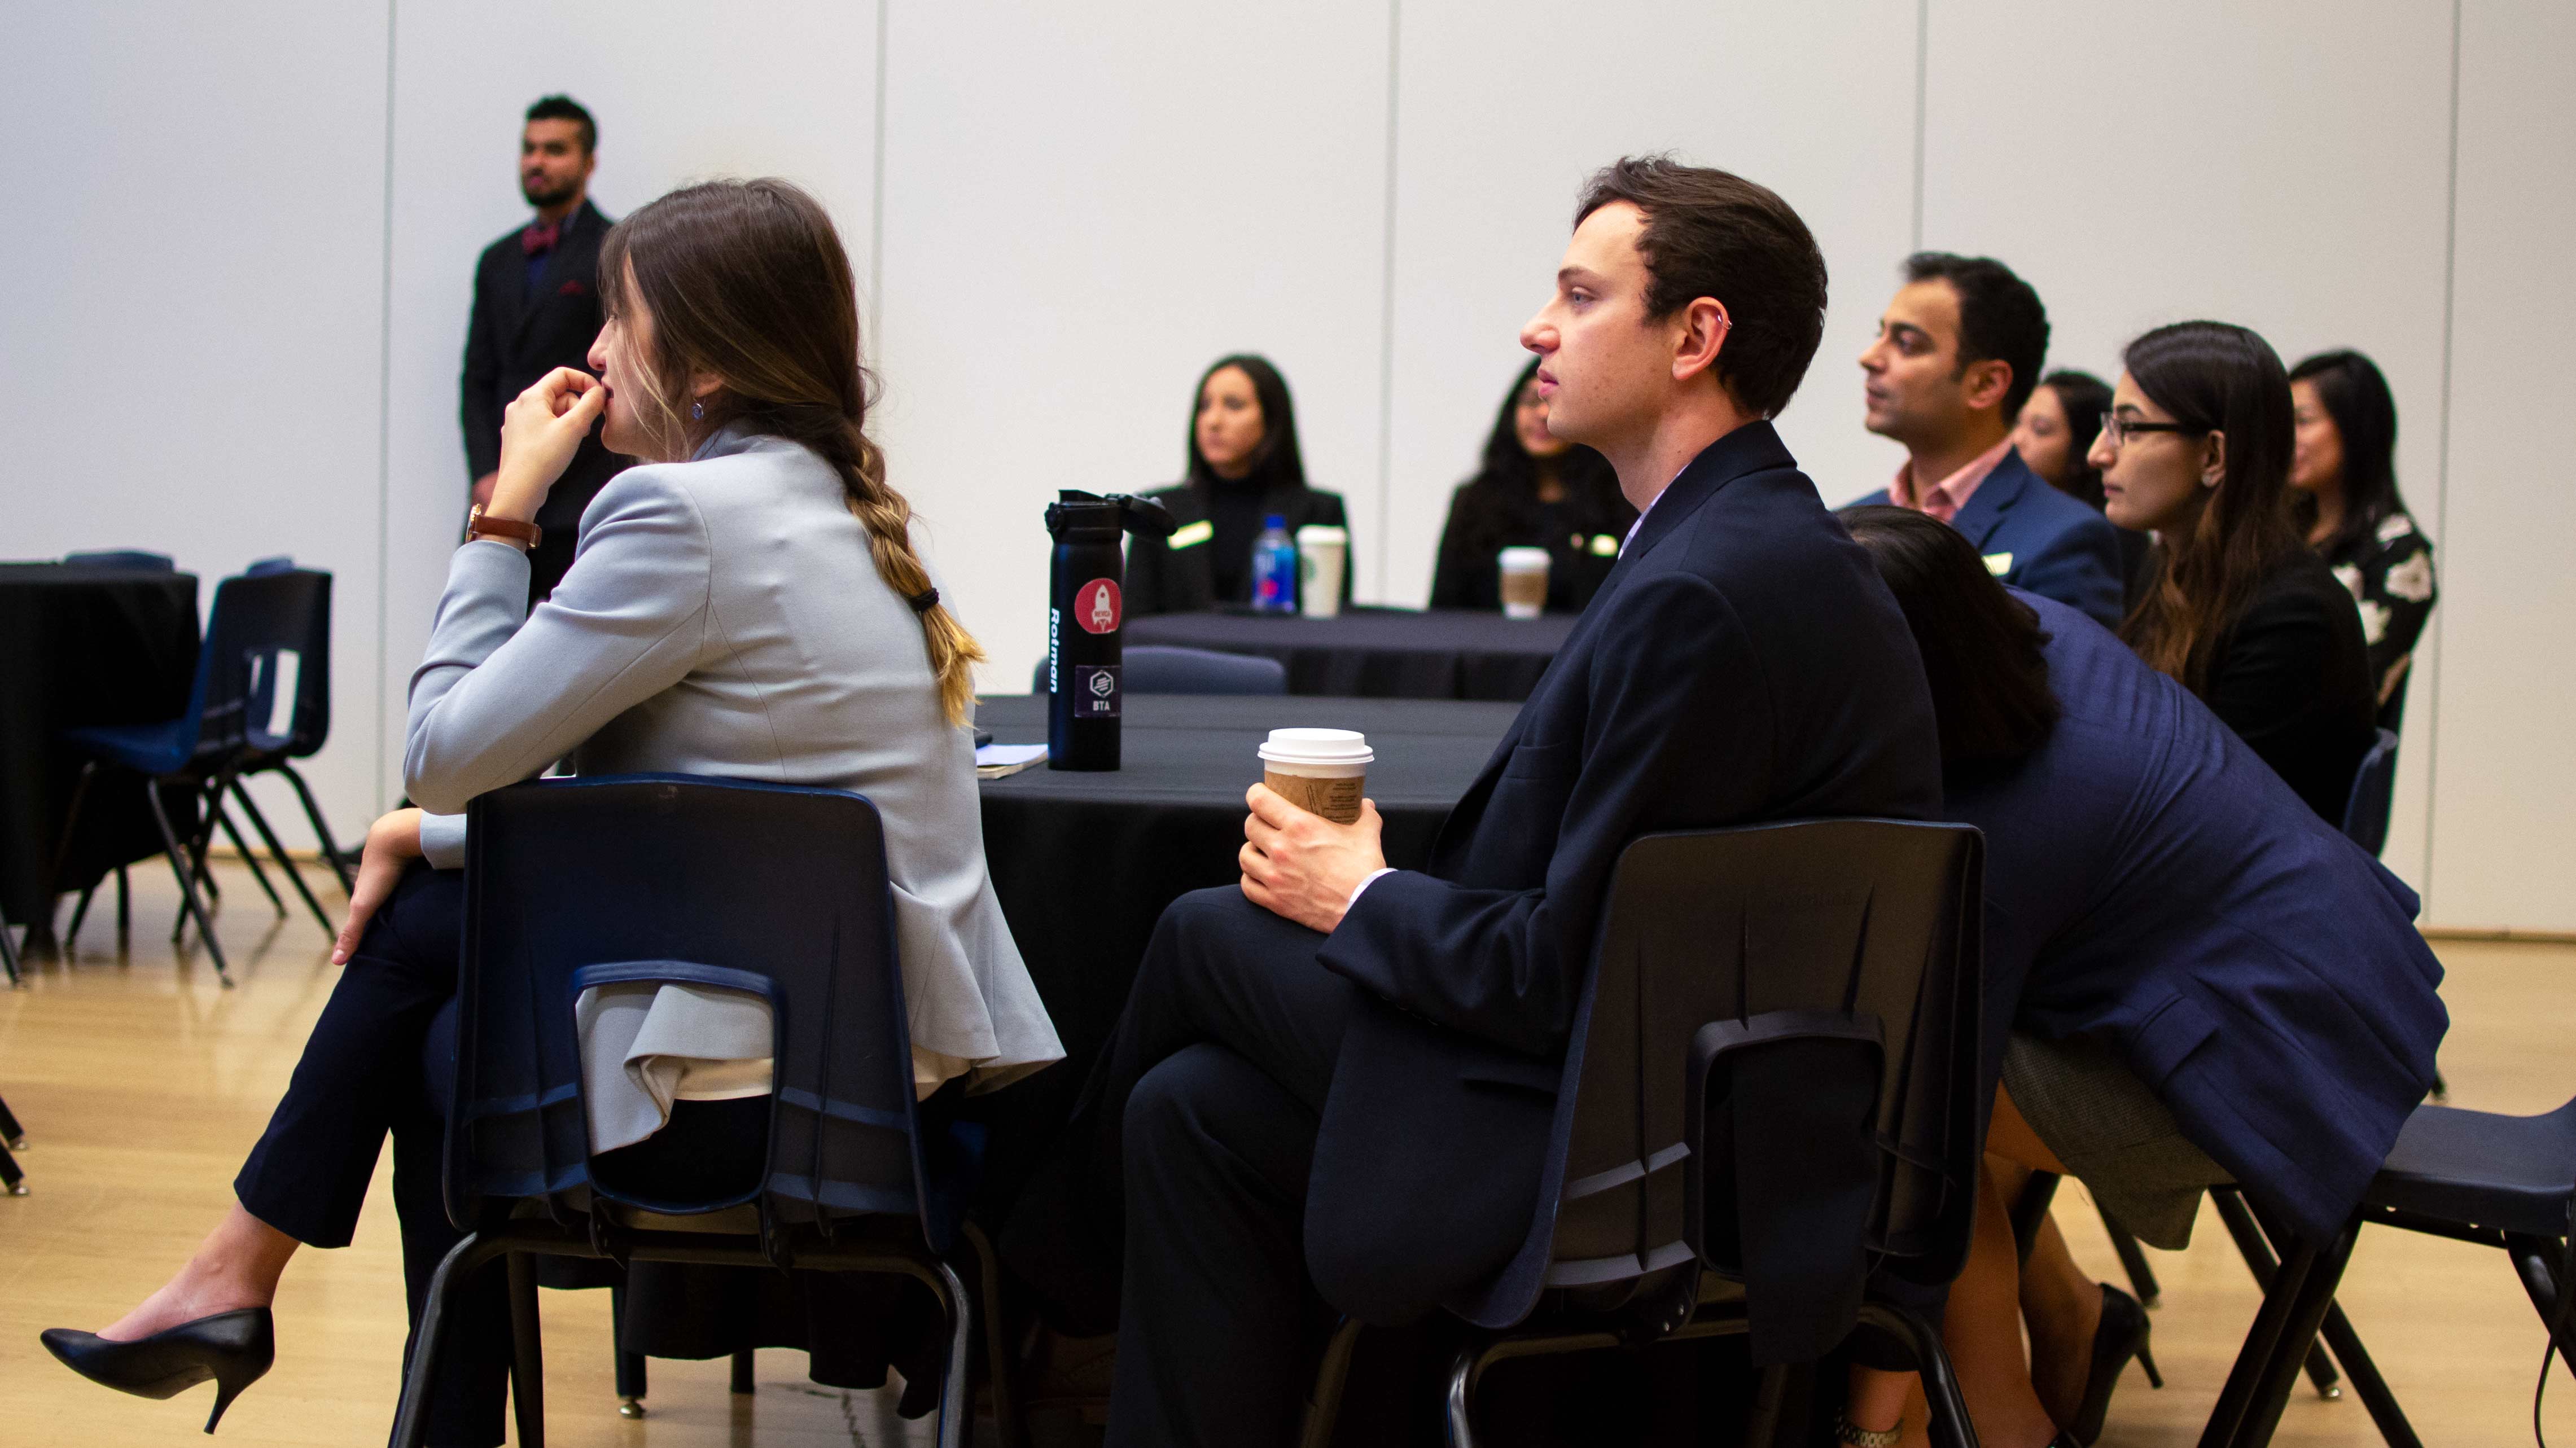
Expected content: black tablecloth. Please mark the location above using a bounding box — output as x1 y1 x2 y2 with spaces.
1124 607 1578 701
0 564 201 928
963 692 1514 1203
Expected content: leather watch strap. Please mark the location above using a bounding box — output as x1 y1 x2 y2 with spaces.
466 504 542 550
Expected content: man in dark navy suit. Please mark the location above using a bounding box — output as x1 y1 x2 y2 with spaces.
1002 158 1942 1446
1854 253 2127 628
460 95 623 603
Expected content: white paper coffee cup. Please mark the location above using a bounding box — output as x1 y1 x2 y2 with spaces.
1498 546 1550 620
1297 525 1348 618
1257 727 1371 824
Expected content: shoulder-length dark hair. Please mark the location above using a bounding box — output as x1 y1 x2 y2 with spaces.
2036 368 2113 512
1184 353 1308 493
2288 349 2407 556
601 178 983 726
1458 358 1626 517
1840 505 2059 766
2116 321 2302 695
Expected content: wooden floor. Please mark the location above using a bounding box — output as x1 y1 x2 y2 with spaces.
1 861 2568 1446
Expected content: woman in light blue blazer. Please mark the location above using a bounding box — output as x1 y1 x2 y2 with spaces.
44 179 1060 1440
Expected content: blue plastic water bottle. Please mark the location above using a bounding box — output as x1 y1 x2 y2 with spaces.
1251 515 1299 613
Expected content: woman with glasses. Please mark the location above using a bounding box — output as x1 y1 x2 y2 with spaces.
2086 322 2375 822
2010 369 2152 606
2289 349 2437 731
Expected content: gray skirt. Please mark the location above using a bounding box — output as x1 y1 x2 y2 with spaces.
2001 1030 2234 1249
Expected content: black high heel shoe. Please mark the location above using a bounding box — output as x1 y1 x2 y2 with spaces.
2065 1282 2160 1446
40 1307 275 1434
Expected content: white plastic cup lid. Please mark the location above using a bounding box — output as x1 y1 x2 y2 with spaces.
1258 727 1373 765
1497 547 1550 569
1295 525 1348 545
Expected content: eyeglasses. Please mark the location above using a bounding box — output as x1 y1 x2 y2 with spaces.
2099 412 2201 449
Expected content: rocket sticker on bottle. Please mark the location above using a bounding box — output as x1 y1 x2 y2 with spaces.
1076 578 1122 634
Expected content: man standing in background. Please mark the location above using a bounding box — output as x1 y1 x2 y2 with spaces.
460 95 622 603
1854 252 2127 629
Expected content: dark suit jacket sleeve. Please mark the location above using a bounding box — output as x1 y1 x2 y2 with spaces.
2014 512 2127 630
461 243 505 481
2202 582 2344 793
1318 570 1769 1056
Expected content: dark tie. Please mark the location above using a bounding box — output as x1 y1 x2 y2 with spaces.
521 220 560 258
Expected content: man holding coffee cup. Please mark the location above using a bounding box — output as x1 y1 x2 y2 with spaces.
1004 156 1942 1445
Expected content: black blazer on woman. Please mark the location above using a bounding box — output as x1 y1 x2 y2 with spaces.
1123 480 1352 615
2201 549 2378 822
1427 475 1637 613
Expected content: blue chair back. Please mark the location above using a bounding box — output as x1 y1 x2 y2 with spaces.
62 550 173 571
447 775 941 1246
1457 819 1984 1361
1030 644 1289 696
234 567 332 758
246 555 296 576
2341 728 2401 857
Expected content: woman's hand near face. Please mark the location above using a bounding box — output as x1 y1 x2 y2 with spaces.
487 368 609 525
332 808 426 964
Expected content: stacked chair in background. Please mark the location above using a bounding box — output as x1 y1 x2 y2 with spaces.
50 558 342 982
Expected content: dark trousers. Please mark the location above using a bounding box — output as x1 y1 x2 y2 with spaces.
233 861 509 1447
1005 887 1360 1448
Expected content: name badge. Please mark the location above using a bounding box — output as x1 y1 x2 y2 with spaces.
1168 519 1213 550
1983 551 2014 576
1589 533 1620 556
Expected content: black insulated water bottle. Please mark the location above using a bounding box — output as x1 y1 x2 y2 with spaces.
1043 490 1176 770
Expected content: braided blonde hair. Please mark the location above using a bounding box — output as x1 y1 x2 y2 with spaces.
601 179 983 725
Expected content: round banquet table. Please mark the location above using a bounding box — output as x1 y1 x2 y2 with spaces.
961 691 1514 1199
1123 606 1578 701
0 564 203 936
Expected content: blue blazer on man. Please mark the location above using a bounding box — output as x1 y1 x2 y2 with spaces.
1949 594 2446 1241
1307 422 1943 1323
1855 448 2127 629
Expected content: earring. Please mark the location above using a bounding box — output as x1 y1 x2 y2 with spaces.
691 401 705 421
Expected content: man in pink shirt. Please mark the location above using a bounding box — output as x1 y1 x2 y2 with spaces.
1852 253 2126 628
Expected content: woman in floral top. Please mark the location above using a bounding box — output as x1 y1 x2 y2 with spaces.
2289 350 2438 731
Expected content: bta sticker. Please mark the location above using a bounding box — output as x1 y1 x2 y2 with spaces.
1075 578 1122 634
1074 663 1120 717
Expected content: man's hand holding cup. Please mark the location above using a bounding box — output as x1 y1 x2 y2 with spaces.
1240 784 1386 935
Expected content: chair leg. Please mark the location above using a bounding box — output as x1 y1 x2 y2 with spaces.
2214 1190 2340 1398
2241 1193 2421 1446
142 777 230 985
0 1137 23 1195
610 1282 648 1418
116 865 129 936
730 1349 755 1394
388 1232 512 1448
0 1091 25 1149
63 884 97 949
2102 1213 2165 1310
2009 1170 2061 1266
1444 1340 1489 1448
276 763 354 891
507 1254 546 1448
1854 1302 1980 1448
213 800 286 918
930 1258 974 1448
2234 1219 2365 1448
230 783 333 934
963 1221 1024 1448
1299 1317 1364 1448
2200 1232 2319 1448
2505 1233 2576 1363
1 907 20 986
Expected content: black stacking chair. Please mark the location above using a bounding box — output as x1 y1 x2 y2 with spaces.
2340 729 2402 859
61 550 174 571
216 564 351 908
2201 1095 2576 1448
1301 819 1988 1448
54 568 318 982
0 1090 25 1196
389 774 1007 1448
1030 644 1288 696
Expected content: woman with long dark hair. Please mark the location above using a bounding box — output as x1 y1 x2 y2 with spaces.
1839 506 2442 1448
2088 322 2375 820
2012 368 2151 608
41 179 1060 1441
1124 354 1352 613
1428 358 1636 611
2289 349 2437 729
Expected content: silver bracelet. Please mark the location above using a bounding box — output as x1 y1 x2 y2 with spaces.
1836 1418 1901 1448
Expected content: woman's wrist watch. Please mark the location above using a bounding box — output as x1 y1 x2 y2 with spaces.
466 504 541 551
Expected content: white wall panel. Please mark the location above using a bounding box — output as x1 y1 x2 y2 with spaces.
382 1 880 806
1921 0 2457 900
870 1 1395 691
2424 1 2576 931
1380 1 1921 608
0 4 391 851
